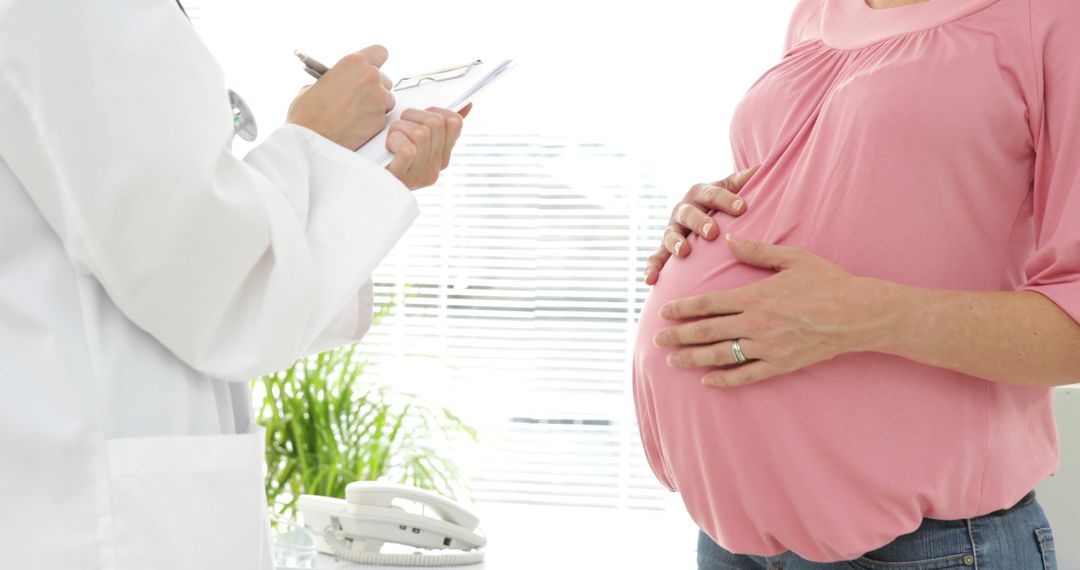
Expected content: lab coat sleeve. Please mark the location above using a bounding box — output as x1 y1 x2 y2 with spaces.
0 0 417 381
305 282 378 357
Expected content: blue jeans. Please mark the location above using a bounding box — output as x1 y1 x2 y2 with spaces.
697 491 1057 569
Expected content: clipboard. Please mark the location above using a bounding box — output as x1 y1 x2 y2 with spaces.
358 58 514 165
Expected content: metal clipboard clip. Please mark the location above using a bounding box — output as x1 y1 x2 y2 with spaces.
393 60 483 92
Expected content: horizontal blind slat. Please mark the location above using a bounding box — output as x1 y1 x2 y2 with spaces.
359 134 673 510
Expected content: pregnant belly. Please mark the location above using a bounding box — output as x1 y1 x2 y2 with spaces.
632 225 779 491
636 228 773 377
631 221 996 560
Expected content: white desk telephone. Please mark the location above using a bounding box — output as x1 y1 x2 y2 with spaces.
297 482 486 567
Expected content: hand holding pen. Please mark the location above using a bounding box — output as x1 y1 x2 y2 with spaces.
287 45 472 191
286 45 395 150
296 49 395 98
293 50 329 79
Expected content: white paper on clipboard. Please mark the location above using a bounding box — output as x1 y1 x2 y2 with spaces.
358 58 514 165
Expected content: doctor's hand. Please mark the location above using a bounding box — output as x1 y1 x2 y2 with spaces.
653 235 892 388
645 165 760 286
386 103 472 190
287 45 395 151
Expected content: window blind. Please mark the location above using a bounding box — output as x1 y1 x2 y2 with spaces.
358 134 674 510
184 0 684 514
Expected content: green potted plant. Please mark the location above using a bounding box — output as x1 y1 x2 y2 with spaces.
253 300 477 522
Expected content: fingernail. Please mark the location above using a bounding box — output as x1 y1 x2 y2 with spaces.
660 305 673 319
725 233 736 243
703 223 714 237
674 241 683 256
701 376 714 386
667 354 682 367
732 199 745 211
653 333 666 347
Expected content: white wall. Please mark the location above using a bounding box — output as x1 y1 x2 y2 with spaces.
191 0 798 201
1037 387 1080 565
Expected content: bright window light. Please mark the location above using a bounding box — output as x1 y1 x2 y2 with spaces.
188 1 797 565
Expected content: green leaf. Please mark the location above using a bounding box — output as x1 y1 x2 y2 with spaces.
253 299 476 521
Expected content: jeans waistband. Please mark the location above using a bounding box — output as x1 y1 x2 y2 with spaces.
985 490 1036 517
923 490 1036 526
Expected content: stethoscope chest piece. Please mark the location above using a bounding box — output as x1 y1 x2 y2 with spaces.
229 89 258 142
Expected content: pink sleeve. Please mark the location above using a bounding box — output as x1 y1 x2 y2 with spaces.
784 0 822 55
1019 2 1080 323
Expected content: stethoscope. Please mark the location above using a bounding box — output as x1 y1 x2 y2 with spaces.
176 0 258 142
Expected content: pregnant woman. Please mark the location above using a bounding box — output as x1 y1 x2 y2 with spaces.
634 0 1080 568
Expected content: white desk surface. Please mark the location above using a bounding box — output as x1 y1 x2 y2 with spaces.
297 502 698 570
293 387 1080 569
309 554 477 570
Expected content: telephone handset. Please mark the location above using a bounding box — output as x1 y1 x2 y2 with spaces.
297 482 486 567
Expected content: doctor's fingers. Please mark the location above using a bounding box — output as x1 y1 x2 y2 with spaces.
387 131 419 184
392 115 439 173
380 72 397 112
389 120 440 187
352 44 390 68
380 71 397 111
401 109 447 169
326 65 394 114
425 107 465 168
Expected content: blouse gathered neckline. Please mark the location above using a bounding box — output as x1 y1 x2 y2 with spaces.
822 0 1004 49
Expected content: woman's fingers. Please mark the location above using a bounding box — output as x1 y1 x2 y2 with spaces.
645 165 759 285
660 289 742 320
689 183 746 219
715 164 761 193
654 315 747 348
673 200 719 240
665 338 758 369
663 226 691 258
644 227 688 285
702 360 777 387
645 250 671 285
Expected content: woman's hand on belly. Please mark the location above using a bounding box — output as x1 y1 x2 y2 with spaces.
652 234 894 388
644 165 759 286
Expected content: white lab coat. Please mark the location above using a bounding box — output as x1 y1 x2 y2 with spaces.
0 0 419 568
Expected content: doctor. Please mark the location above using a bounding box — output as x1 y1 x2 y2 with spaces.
0 0 468 569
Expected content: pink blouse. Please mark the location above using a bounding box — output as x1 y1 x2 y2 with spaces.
633 0 1080 562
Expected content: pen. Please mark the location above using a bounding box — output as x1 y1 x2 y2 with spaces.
294 50 329 80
